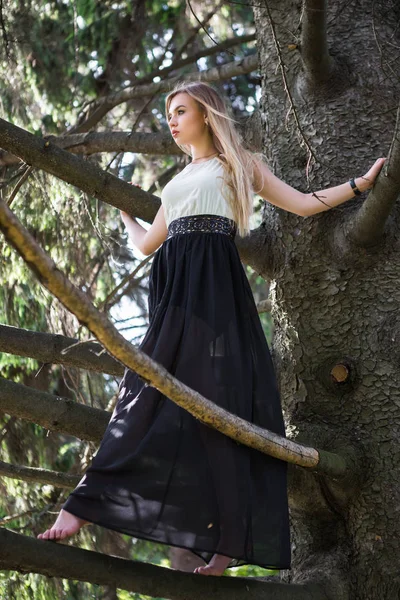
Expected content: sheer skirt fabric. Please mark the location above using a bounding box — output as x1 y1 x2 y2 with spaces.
62 214 291 570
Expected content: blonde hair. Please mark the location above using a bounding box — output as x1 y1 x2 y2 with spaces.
165 82 266 237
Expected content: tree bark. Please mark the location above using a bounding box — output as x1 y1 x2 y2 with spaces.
253 0 400 595
0 528 331 600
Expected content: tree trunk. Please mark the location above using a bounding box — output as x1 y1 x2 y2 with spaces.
253 1 400 597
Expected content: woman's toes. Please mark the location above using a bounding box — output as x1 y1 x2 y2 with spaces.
194 566 207 575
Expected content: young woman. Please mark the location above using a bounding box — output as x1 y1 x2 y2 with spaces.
37 81 385 577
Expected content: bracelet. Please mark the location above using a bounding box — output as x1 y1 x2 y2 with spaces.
349 178 362 196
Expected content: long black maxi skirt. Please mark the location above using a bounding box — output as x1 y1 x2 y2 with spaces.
62 213 291 571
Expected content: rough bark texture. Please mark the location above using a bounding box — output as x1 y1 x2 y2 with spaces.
253 0 400 597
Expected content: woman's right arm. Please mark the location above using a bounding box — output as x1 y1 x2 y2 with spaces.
120 204 168 256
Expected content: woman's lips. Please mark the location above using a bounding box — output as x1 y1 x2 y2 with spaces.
172 131 179 137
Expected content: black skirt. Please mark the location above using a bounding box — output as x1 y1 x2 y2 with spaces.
62 214 291 571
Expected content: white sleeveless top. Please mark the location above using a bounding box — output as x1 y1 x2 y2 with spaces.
161 157 236 227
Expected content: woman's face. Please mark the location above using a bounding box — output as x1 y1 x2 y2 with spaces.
167 92 207 146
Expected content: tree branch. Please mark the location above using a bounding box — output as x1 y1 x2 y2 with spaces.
0 528 329 600
172 2 224 60
235 222 278 280
140 32 256 85
70 53 259 133
0 110 260 167
0 131 181 167
0 378 110 442
0 459 79 489
345 102 399 247
0 197 348 480
0 118 159 223
0 324 124 376
300 0 335 83
64 33 256 134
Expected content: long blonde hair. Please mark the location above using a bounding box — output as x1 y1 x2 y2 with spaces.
165 82 265 237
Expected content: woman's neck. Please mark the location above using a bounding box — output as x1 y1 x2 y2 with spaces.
191 149 219 163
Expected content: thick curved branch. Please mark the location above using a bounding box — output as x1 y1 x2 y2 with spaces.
0 118 159 222
0 459 79 489
69 54 259 133
0 529 328 600
301 0 335 83
0 377 110 441
0 198 348 479
0 131 181 167
0 324 124 376
345 102 399 247
1 109 262 167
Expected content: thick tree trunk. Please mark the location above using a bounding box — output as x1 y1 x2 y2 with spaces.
253 1 400 597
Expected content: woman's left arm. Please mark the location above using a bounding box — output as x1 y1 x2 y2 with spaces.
253 158 386 217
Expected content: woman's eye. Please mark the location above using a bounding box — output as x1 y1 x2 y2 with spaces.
167 110 184 120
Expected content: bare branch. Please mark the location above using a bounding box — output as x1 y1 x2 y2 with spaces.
187 0 233 55
0 377 110 441
99 254 154 312
0 528 328 600
173 2 224 59
0 197 348 479
345 103 398 247
7 165 33 206
0 459 79 489
140 32 256 85
0 324 124 376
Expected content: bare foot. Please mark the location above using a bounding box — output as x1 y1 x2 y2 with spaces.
37 509 90 542
194 553 231 576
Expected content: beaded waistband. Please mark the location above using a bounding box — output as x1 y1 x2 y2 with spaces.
166 214 237 240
